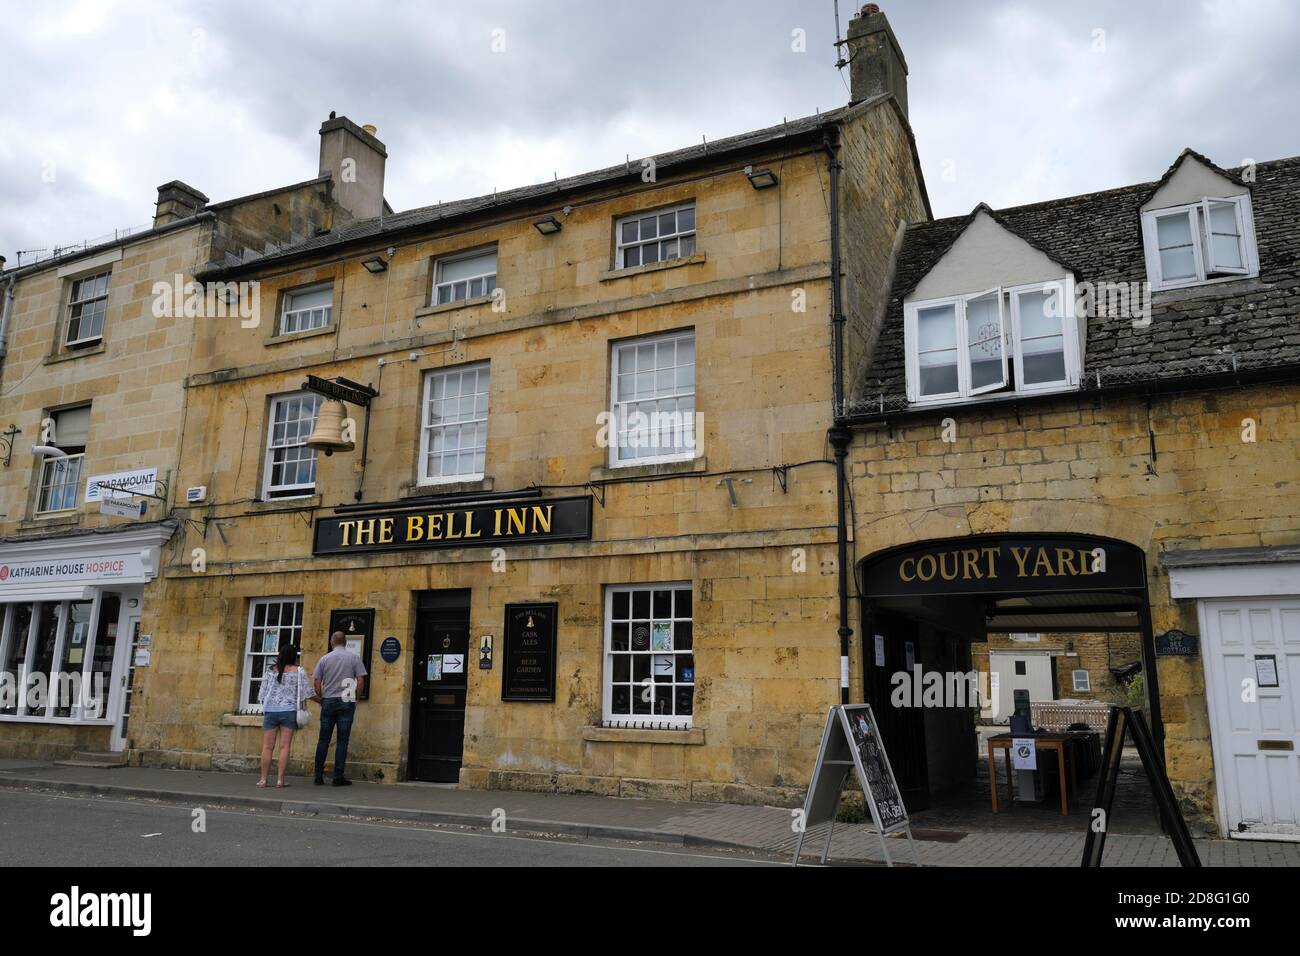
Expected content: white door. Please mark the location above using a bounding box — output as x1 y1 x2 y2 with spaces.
988 650 1054 721
1200 597 1300 839
109 613 141 752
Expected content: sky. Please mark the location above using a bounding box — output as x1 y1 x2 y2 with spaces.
2 0 1298 261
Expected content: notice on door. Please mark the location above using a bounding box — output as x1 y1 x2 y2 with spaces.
501 602 558 702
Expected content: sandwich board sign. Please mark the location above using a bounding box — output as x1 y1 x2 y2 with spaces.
791 703 918 866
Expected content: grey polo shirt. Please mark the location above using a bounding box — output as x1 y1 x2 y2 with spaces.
312 648 368 699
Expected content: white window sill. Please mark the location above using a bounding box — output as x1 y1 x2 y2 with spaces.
598 253 705 282
909 384 1079 408
1150 271 1259 293
583 724 703 745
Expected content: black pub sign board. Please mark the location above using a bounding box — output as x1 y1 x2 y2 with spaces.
313 496 592 556
502 602 558 702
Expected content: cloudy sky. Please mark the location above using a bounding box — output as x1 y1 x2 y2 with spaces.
2 0 1298 260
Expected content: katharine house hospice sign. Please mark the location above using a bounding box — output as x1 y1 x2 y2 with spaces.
313 496 592 556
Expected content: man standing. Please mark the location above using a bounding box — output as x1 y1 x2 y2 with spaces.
312 631 368 786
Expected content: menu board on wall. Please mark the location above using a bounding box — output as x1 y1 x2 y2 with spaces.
501 602 558 702
329 608 375 701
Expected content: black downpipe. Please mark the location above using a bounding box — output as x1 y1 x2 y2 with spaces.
824 129 852 704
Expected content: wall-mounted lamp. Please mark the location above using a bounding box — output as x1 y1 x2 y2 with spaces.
534 215 563 235
31 444 68 459
745 166 779 189
0 425 19 468
361 254 389 273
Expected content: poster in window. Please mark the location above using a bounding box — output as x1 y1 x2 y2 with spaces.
651 622 672 651
261 629 279 654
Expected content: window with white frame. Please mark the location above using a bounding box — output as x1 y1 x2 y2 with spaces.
279 283 333 334
615 202 696 269
1072 669 1091 693
263 393 321 499
36 405 90 514
904 279 1078 404
609 330 696 465
241 597 304 712
420 363 489 484
0 593 122 722
604 584 693 728
65 271 110 347
433 249 497 305
1142 195 1257 290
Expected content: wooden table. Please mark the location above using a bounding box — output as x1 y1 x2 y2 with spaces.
987 732 1078 816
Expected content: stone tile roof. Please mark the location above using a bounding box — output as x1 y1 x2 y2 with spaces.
198 102 887 277
853 153 1300 411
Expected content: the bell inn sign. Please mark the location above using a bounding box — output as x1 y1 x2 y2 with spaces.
313 496 593 556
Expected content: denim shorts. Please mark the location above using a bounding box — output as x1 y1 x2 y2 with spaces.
262 710 298 730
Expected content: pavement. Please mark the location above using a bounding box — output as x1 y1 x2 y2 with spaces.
2 758 1297 866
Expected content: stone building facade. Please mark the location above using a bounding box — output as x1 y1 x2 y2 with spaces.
843 148 1300 836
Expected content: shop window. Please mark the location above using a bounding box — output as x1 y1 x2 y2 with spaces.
432 248 497 306
1141 195 1257 290
279 283 333 335
241 597 304 713
615 202 696 269
65 270 111 347
609 330 696 466
419 363 489 484
0 595 119 722
1072 669 1091 692
35 405 90 514
903 279 1079 404
604 583 693 729
263 392 321 499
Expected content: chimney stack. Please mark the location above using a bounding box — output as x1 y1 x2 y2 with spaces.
319 114 387 221
845 4 908 115
154 180 208 227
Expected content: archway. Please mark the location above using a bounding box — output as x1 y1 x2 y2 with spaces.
858 532 1161 813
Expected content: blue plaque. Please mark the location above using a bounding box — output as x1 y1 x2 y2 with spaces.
380 636 401 663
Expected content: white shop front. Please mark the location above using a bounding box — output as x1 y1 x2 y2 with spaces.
0 522 173 752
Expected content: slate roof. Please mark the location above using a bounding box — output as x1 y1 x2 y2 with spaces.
852 152 1300 414
196 102 885 278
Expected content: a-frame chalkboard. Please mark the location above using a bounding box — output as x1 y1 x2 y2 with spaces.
791 704 919 866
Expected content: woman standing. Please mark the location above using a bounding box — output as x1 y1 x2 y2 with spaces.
257 643 314 788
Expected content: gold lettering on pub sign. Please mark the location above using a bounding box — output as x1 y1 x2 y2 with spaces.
337 504 555 549
898 545 1102 583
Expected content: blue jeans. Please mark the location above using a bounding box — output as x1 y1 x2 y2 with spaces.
315 698 356 781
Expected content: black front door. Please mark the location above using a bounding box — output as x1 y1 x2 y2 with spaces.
862 606 931 811
409 595 470 783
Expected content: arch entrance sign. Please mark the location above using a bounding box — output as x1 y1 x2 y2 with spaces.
791 704 919 866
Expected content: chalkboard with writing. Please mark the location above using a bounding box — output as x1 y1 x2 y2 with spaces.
502 602 558 702
840 705 908 832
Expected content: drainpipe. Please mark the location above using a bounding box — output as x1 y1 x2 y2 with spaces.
0 258 15 368
823 129 852 704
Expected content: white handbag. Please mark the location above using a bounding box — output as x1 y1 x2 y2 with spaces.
295 666 312 729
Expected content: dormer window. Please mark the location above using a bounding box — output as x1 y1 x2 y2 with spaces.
904 279 1078 404
1142 195 1257 290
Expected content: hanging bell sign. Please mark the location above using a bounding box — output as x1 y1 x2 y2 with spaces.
306 400 355 456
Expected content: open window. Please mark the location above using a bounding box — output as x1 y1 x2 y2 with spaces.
963 287 1007 395
1142 194 1256 289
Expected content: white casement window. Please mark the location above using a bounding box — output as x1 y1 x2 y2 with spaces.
1142 195 1257 290
66 271 110 346
904 279 1078 404
1072 669 1092 693
35 405 90 514
603 584 693 729
433 249 497 305
240 597 304 713
279 284 333 334
615 202 696 269
419 363 489 484
263 393 321 499
609 330 697 466
0 593 124 723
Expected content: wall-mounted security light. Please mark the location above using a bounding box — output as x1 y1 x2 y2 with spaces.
534 215 563 235
745 166 779 189
361 254 388 273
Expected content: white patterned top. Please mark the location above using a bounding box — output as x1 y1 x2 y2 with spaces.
258 665 312 713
